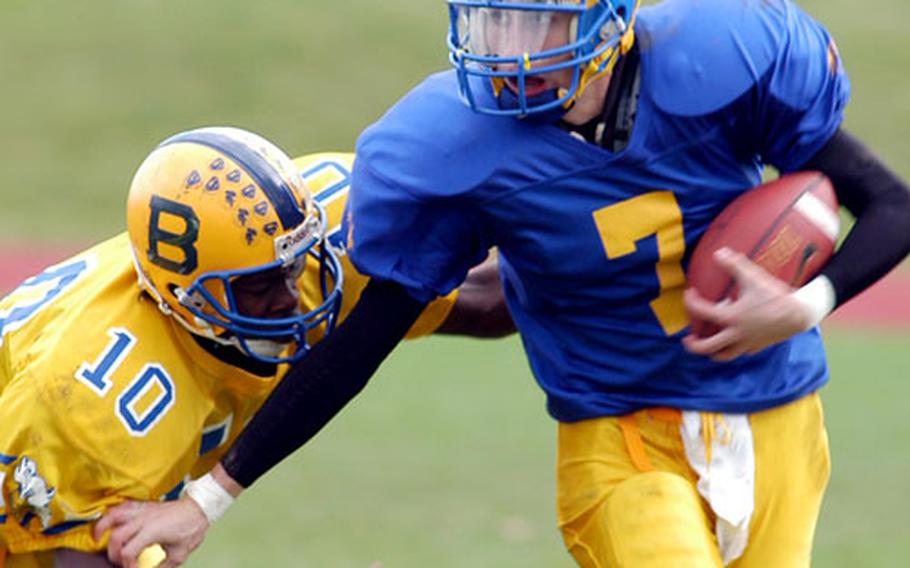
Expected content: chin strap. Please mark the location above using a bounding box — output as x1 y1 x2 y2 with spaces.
242 337 292 358
489 75 510 99
567 26 636 108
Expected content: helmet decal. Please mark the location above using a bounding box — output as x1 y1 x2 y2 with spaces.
159 130 305 230
147 194 200 275
186 170 201 187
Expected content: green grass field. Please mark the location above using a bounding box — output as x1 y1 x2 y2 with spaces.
1 1 908 566
194 330 910 568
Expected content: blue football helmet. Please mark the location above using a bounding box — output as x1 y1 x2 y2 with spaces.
447 0 640 117
127 127 343 364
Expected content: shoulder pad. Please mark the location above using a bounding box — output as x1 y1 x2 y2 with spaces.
639 0 789 116
357 71 529 199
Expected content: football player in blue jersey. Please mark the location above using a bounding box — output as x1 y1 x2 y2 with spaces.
103 1 910 566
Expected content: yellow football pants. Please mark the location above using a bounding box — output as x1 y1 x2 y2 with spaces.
557 392 830 567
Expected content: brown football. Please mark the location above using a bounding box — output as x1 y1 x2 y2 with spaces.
687 171 840 337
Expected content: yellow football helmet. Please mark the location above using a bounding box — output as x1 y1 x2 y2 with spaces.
126 126 343 363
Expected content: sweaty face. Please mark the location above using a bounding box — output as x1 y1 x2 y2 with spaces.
230 260 304 339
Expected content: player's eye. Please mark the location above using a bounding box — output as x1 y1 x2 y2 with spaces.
531 11 549 26
488 9 510 26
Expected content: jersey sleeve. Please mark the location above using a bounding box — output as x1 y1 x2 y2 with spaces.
292 151 462 337
405 289 458 338
752 2 850 172
346 141 489 303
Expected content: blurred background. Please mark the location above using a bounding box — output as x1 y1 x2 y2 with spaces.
0 0 908 566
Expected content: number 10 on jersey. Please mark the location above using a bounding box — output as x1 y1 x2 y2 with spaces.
75 327 176 436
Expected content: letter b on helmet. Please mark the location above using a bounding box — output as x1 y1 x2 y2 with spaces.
147 194 200 275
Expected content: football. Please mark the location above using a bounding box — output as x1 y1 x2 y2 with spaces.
686 171 840 337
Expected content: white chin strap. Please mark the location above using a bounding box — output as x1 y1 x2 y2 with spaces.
187 325 292 360
241 338 291 358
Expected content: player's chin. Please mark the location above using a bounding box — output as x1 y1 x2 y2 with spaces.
243 336 296 358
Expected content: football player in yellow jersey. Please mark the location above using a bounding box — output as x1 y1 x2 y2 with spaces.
0 128 511 568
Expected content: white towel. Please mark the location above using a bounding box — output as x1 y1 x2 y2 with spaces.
680 411 755 565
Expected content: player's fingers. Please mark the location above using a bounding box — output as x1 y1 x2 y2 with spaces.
158 551 179 568
121 529 161 568
746 344 768 356
136 544 168 568
159 545 190 568
682 325 743 355
683 287 715 318
106 518 142 567
683 288 733 326
713 247 761 283
683 333 752 361
130 540 187 568
707 342 751 361
94 500 142 540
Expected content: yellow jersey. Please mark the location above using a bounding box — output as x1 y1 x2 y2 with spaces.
0 152 454 553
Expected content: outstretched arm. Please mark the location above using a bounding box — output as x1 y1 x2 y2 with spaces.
222 277 427 487
96 278 428 567
684 127 910 360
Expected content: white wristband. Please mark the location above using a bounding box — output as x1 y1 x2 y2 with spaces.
183 473 235 524
792 275 836 330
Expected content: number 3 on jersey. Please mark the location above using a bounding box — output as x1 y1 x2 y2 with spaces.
593 191 688 335
75 327 176 436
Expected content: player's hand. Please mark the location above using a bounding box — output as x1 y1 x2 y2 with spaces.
94 498 209 568
682 248 812 361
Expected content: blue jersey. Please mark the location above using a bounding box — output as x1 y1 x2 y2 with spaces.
346 0 850 420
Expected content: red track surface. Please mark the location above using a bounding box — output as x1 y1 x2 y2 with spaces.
825 268 910 329
0 243 907 328
0 243 83 295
